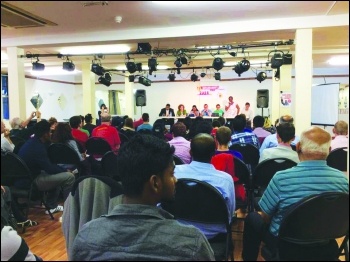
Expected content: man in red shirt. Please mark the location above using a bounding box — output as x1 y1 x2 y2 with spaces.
70 115 88 151
91 113 121 153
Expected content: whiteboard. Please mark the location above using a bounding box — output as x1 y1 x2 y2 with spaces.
311 83 339 126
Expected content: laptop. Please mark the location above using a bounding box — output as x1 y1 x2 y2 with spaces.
211 113 219 117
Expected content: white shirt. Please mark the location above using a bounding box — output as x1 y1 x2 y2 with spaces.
225 102 238 118
242 108 254 121
1 133 15 152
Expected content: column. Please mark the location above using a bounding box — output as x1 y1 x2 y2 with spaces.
82 62 95 118
270 71 280 125
293 29 313 135
124 76 135 119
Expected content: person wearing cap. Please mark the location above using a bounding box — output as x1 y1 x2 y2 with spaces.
83 113 96 137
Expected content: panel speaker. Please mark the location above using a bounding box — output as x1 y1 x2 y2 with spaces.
135 89 146 106
257 89 269 108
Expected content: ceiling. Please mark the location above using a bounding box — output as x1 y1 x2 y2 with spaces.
1 1 349 80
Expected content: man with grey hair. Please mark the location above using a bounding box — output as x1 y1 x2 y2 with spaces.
9 111 40 140
331 120 348 151
91 112 121 153
259 115 299 154
242 126 349 261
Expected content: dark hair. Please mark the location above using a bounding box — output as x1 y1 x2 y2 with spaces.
217 116 226 127
142 113 149 122
171 122 186 137
212 120 221 128
166 104 170 107
51 123 73 143
69 115 82 129
111 116 124 129
191 133 215 162
117 135 175 196
276 123 295 143
253 115 265 128
48 117 57 126
216 126 232 145
100 104 106 109
194 121 212 137
85 114 93 123
80 115 85 123
245 102 250 106
152 119 166 139
34 120 50 138
232 115 246 132
124 118 134 129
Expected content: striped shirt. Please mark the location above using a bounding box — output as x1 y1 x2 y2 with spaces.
259 160 349 236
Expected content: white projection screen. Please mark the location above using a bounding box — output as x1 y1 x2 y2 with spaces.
311 83 339 126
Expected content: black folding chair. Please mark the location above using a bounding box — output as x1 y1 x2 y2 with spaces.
101 151 120 180
229 143 260 174
173 154 185 165
327 147 347 172
48 143 82 174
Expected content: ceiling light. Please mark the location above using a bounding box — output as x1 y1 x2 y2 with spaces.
270 53 284 68
128 75 135 82
180 56 188 65
91 63 105 76
176 68 181 74
190 73 198 82
126 61 137 73
256 72 267 83
148 58 157 74
136 63 143 72
200 72 206 78
212 57 224 71
214 72 221 81
60 44 130 55
327 55 349 66
98 73 112 87
168 73 176 81
32 58 45 71
234 59 250 77
138 76 151 86
62 60 75 71
174 58 182 68
137 43 152 53
274 68 280 81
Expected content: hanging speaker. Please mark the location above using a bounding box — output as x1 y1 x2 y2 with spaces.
257 89 269 108
135 89 146 106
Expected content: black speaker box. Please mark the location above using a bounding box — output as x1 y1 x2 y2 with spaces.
137 43 152 53
283 54 293 65
257 89 269 108
135 89 146 106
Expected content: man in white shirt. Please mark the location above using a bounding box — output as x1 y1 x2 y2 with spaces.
224 96 240 118
331 120 348 151
242 102 254 122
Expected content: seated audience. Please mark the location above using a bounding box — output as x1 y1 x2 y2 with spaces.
48 117 58 137
1 120 14 152
252 115 271 143
119 117 136 139
331 120 348 150
133 116 143 130
9 111 40 140
69 115 89 151
259 123 299 163
231 114 260 148
176 104 187 117
211 120 221 138
136 113 153 132
259 115 299 154
242 126 349 261
174 134 235 241
18 120 75 214
168 122 191 164
79 115 90 137
91 113 121 153
72 135 215 261
215 126 243 160
82 113 96 136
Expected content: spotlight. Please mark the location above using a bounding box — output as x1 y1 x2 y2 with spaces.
148 58 157 72
62 61 75 71
98 73 111 87
274 68 280 81
174 58 182 68
180 56 188 65
91 63 105 76
126 61 137 73
214 72 221 81
168 73 176 81
256 72 267 83
212 57 224 71
128 75 135 82
104 72 111 81
233 59 250 77
32 59 45 71
136 63 142 72
229 51 236 57
271 53 284 69
234 64 244 77
200 72 206 78
137 43 152 53
138 76 151 86
176 68 181 74
190 73 198 82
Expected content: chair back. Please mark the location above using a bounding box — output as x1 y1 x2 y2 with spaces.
13 140 26 154
85 137 112 156
327 147 347 172
101 151 120 180
229 143 260 172
234 157 253 212
173 154 185 165
48 143 81 165
118 132 129 145
253 158 297 190
161 178 232 260
9 135 26 147
277 192 349 260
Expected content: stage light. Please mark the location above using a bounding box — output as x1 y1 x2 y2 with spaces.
98 73 112 87
176 68 181 74
32 58 45 71
274 68 280 81
128 75 135 82
200 72 206 78
214 72 221 81
233 59 250 77
168 73 176 81
271 53 284 69
126 61 137 73
212 57 224 71
136 63 142 72
180 56 188 65
174 58 182 68
62 60 75 71
190 73 198 82
91 63 105 76
229 51 236 57
148 58 157 73
137 43 152 53
138 76 151 86
256 72 267 83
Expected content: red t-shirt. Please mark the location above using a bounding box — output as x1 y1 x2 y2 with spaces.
91 124 121 152
71 128 89 151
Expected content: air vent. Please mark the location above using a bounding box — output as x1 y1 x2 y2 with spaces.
81 1 108 7
1 2 57 28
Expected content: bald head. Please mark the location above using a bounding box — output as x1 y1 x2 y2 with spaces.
191 133 216 162
298 126 331 160
279 115 294 124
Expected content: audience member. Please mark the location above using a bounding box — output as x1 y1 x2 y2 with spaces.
200 104 212 117
136 113 153 132
1 120 14 152
18 120 75 214
242 126 349 261
217 116 226 127
215 126 243 160
159 103 175 117
189 105 200 117
72 134 215 261
79 115 90 137
174 134 235 242
152 119 167 140
259 115 299 154
91 113 121 153
97 104 108 126
211 120 221 138
213 104 224 117
224 96 240 118
259 123 299 163
168 122 191 164
48 117 58 137
69 115 89 151
252 115 272 144
176 104 187 117
331 120 348 151
231 115 260 148
133 116 144 130
119 117 136 139
9 111 40 140
82 113 96 136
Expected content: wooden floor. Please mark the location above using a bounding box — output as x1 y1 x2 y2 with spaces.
20 207 345 261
